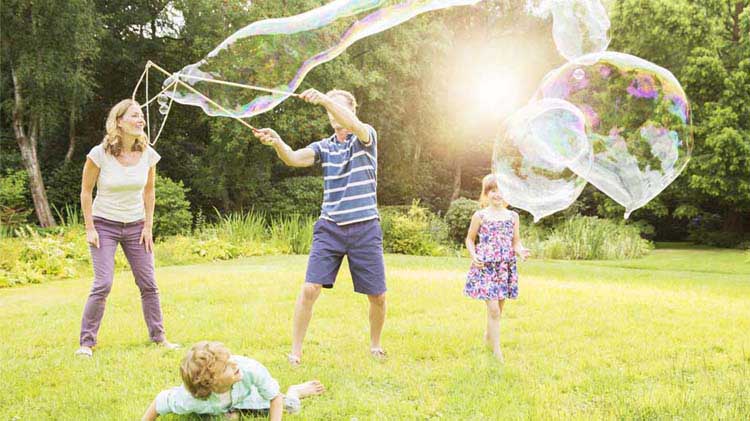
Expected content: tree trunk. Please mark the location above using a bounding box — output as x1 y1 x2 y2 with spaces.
11 68 57 227
65 109 76 163
723 209 746 234
450 158 462 202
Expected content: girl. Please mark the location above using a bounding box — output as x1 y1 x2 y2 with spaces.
464 174 530 362
75 99 178 357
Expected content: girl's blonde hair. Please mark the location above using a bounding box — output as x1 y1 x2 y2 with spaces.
180 341 232 399
326 89 357 111
478 174 499 208
102 99 148 156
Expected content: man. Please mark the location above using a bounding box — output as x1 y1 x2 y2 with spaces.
253 88 387 366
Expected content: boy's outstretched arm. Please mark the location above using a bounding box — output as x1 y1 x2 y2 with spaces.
142 399 159 421
269 395 283 421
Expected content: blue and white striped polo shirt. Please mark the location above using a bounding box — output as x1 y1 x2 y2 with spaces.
306 125 379 225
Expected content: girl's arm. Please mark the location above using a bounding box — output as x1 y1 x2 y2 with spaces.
512 212 530 260
268 395 283 421
141 166 156 253
465 212 483 266
80 158 100 248
141 399 158 421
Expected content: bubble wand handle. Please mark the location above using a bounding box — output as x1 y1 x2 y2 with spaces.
175 73 302 98
146 61 257 131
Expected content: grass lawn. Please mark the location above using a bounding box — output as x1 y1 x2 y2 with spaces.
1 247 749 419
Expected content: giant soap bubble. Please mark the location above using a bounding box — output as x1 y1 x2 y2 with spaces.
534 51 692 217
526 0 610 61
494 98 592 222
163 0 480 118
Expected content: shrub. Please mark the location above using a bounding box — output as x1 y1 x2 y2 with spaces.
382 201 449 256
269 214 315 254
532 216 652 260
0 169 33 229
261 176 323 216
444 198 479 244
46 161 84 211
206 210 267 243
154 175 193 237
687 213 750 248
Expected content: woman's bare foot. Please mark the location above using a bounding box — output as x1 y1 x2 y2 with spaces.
224 411 240 420
286 380 325 399
493 349 504 363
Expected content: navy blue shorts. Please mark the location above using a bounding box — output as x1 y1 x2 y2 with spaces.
305 218 387 295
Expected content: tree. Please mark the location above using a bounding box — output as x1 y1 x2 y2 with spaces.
608 0 750 242
1 0 100 227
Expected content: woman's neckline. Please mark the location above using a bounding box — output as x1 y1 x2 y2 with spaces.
112 149 146 168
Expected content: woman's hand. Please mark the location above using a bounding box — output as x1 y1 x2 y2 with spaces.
86 228 100 249
140 225 154 253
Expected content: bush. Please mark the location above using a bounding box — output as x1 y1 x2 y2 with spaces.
154 175 193 237
444 198 479 244
382 201 449 256
46 161 84 211
206 210 267 243
261 176 323 216
687 213 750 248
0 169 33 229
530 216 652 260
269 214 315 254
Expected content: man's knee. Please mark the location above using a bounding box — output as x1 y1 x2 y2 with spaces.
367 292 386 307
300 283 322 303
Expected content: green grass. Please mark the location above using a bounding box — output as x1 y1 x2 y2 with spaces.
1 248 749 419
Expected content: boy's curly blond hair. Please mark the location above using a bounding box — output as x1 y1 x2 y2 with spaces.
180 341 232 399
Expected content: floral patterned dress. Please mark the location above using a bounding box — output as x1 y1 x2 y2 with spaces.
464 210 519 300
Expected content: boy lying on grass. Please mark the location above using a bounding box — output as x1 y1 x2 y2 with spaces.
142 341 324 420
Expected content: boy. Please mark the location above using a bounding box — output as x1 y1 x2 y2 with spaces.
142 341 324 420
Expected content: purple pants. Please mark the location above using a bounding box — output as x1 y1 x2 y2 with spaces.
79 216 166 347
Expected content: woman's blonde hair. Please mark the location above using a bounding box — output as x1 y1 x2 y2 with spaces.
179 341 232 399
478 174 499 208
326 89 357 111
102 99 148 156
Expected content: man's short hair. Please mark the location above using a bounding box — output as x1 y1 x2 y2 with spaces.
326 89 357 111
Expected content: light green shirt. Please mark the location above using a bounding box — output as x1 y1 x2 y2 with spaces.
155 356 281 415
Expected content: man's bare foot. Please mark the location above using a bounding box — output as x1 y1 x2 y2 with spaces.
224 411 240 420
493 349 504 363
287 353 301 367
287 380 325 399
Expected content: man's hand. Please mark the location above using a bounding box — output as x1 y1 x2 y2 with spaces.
253 128 281 146
300 88 330 106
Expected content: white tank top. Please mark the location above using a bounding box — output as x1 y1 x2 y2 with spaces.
87 144 161 223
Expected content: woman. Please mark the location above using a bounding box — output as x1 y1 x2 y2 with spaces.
75 99 178 357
